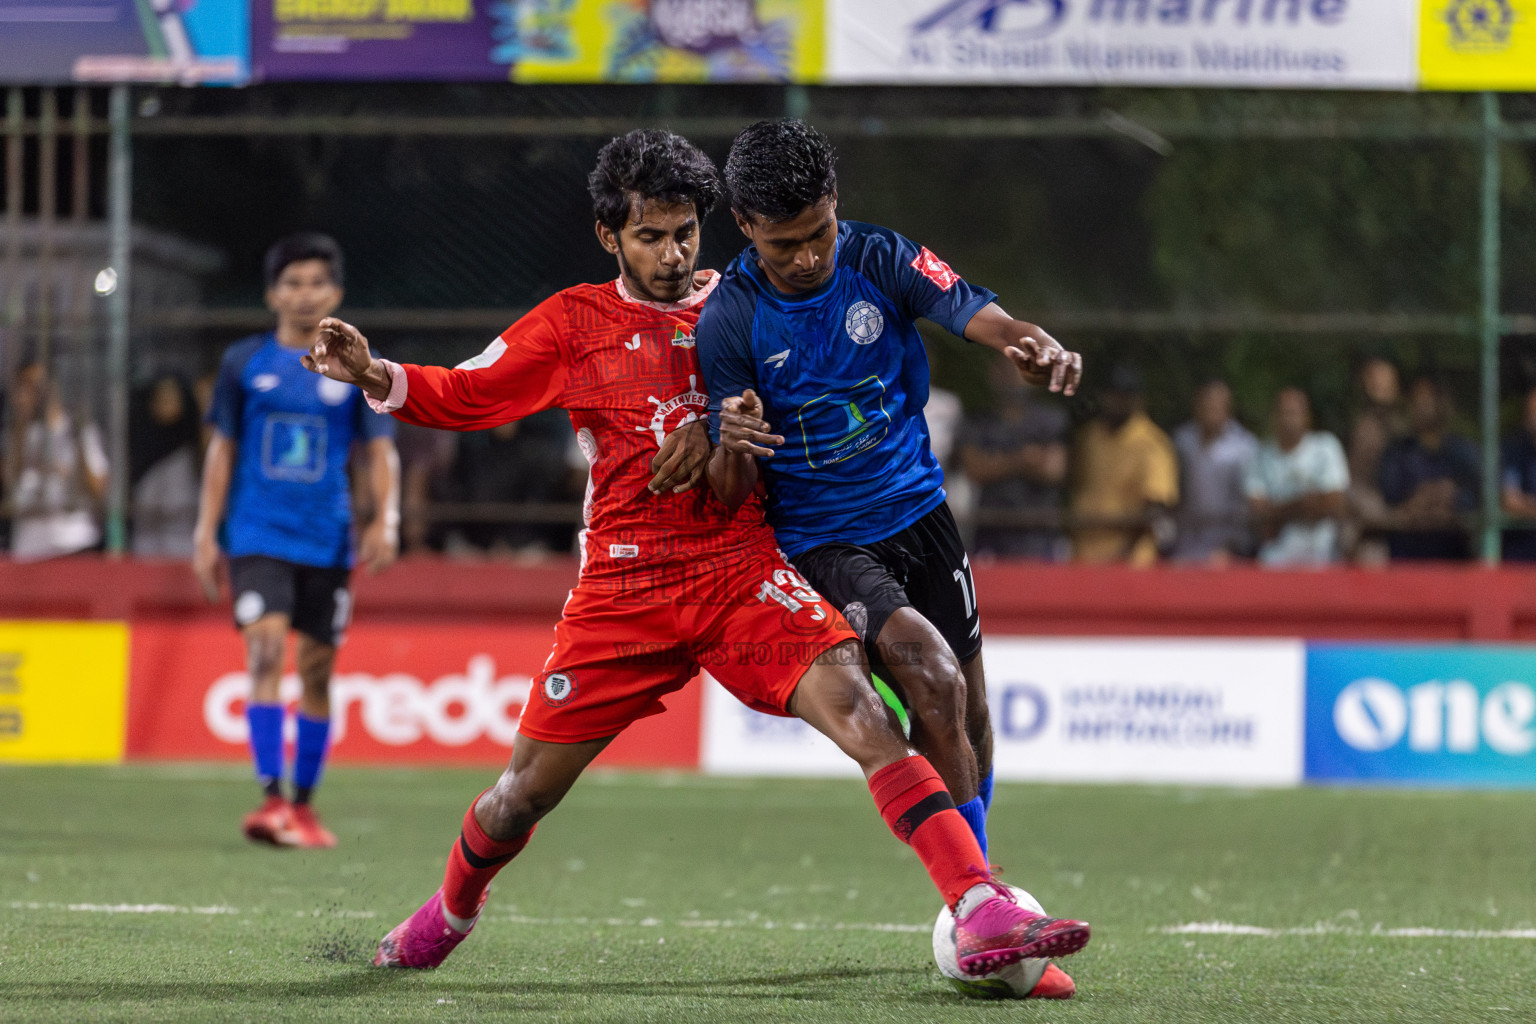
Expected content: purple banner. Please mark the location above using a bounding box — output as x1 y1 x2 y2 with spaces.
252 0 511 81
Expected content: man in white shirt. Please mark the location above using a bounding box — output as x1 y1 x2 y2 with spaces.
1245 387 1349 567
1171 379 1257 563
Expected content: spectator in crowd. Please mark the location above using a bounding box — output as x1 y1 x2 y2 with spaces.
1501 385 1536 561
443 408 577 556
1379 375 1479 561
393 421 457 555
2 360 109 561
959 355 1069 561
130 374 202 558
1069 365 1178 566
1345 356 1405 563
1246 387 1349 567
1170 379 1257 564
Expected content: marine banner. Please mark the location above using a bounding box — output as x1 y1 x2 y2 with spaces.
0 0 249 84
0 622 129 764
827 0 1417 89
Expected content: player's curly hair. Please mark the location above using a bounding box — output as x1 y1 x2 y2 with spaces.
724 119 837 223
264 232 343 288
588 129 722 233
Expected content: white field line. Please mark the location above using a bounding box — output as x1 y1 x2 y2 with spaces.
13 903 1533 941
8 901 239 915
1161 921 1536 939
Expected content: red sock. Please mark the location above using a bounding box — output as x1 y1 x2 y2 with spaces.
441 791 535 920
870 756 991 910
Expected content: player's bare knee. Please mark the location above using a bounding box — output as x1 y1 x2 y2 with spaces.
904 661 967 730
245 632 285 681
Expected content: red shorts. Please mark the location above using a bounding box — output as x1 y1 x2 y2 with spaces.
518 542 858 744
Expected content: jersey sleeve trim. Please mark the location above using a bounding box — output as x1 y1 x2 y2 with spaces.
363 359 409 413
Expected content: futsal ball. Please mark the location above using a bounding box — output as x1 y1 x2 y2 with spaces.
931 884 1049 999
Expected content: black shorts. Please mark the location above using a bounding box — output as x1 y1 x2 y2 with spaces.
791 502 981 666
228 556 353 647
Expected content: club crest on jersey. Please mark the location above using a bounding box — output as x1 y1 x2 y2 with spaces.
670 326 696 349
911 246 961 291
540 671 577 707
635 374 707 447
845 301 885 345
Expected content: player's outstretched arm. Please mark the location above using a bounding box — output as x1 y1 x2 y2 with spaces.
708 390 781 511
302 317 395 403
963 303 1083 396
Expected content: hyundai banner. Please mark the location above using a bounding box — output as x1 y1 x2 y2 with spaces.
1306 644 1536 787
829 0 1417 89
703 638 1306 785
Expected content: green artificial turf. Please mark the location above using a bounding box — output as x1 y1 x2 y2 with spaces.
2 765 1533 1023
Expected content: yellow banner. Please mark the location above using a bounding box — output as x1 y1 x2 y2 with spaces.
1420 0 1536 90
511 0 822 84
0 622 128 764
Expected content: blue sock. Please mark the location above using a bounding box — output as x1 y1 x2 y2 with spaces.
246 704 284 791
292 714 331 801
979 768 995 813
956 796 988 862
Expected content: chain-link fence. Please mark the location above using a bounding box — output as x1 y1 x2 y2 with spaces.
3 83 1535 563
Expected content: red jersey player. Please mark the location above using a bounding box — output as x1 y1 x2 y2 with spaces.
302 130 1089 981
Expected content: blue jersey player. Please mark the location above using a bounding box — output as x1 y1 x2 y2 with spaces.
699 119 1082 885
192 233 400 849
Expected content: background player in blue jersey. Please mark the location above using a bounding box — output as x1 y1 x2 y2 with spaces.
192 233 400 849
699 119 1083 867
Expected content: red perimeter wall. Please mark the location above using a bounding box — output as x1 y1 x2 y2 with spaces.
6 556 1536 641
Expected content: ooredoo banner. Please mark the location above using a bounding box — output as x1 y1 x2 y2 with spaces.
704 638 1307 785
828 0 1417 88
1306 644 1536 786
126 619 700 767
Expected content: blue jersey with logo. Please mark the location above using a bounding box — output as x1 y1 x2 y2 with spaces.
697 220 996 556
207 333 394 568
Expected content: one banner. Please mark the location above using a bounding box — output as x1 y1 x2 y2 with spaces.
510 0 823 83
127 619 700 767
0 622 128 764
1306 644 1536 787
703 638 1306 785
828 0 1417 89
251 0 510 80
0 0 248 84
1419 0 1536 90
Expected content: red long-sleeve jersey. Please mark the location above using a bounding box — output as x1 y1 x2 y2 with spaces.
371 272 777 590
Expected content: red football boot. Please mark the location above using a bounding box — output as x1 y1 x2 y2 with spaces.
241 795 293 847
281 803 337 849
1028 963 1076 999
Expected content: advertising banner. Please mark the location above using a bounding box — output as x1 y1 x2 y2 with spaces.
0 622 128 764
251 0 821 82
0 0 248 84
251 0 510 80
1419 0 1536 90
511 0 823 83
828 0 1417 89
703 638 1306 785
1306 644 1536 787
127 619 700 767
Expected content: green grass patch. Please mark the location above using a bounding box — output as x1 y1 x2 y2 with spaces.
2 766 1533 1022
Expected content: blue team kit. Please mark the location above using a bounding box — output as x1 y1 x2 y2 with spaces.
208 333 394 569
697 220 995 556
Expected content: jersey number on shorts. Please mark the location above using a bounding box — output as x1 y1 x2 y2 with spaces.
757 569 828 622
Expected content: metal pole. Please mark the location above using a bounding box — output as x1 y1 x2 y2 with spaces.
1480 92 1502 565
105 85 131 556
